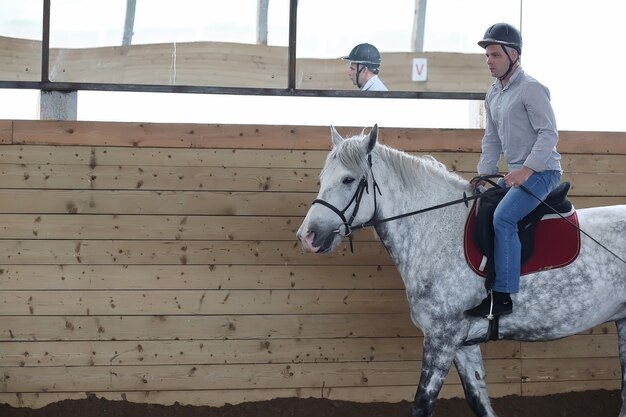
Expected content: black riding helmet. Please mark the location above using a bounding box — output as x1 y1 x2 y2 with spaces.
342 43 381 71
342 43 381 88
478 23 522 54
478 23 522 80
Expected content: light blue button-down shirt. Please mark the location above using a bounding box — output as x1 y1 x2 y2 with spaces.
477 67 562 175
362 75 388 91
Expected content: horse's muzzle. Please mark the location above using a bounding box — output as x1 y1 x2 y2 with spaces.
297 228 337 253
298 230 320 253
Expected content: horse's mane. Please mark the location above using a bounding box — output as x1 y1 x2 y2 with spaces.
322 133 468 190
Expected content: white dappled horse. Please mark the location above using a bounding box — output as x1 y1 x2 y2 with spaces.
297 125 626 417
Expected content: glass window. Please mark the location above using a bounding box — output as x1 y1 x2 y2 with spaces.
0 1 43 82
295 0 520 93
48 0 290 88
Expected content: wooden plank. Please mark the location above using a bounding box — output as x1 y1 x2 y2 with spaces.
11 121 626 153
0 214 376 243
560 153 626 174
1 362 421 392
564 172 626 197
0 145 329 168
522 357 621 382
5 145 625 174
0 264 404 290
2 163 626 195
0 145 472 171
0 214 313 241
0 383 523 409
0 190 622 218
0 120 12 144
458 172 626 197
437 152 626 175
46 40 288 87
0 337 517 368
521 380 621 396
0 189 315 216
557 131 626 154
0 239 394 265
1 225 625 266
0 144 95 165
0 164 320 192
521 334 619 358
0 36 41 81
571 196 626 208
0 314 422 341
1 315 611 344
481 341 521 360
12 121 339 149
1 359 520 391
0 337 424 367
579 321 617 335
0 289 410 315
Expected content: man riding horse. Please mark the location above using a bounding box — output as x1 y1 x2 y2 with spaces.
465 23 563 318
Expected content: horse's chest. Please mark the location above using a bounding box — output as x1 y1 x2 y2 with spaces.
405 295 451 333
402 281 452 329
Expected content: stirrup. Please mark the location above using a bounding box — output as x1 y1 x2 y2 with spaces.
486 290 495 321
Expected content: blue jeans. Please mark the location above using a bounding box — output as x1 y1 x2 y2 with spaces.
493 170 562 293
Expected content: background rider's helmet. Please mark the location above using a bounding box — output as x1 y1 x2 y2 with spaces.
342 43 381 73
478 23 522 55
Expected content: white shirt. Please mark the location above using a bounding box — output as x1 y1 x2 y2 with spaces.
362 75 388 92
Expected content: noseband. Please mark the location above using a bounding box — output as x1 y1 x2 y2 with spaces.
311 154 381 252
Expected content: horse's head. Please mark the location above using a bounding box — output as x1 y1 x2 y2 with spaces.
297 125 379 253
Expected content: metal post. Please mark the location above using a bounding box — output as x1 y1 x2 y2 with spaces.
39 0 77 120
411 0 427 52
287 0 297 92
41 0 50 82
123 0 137 46
257 0 269 45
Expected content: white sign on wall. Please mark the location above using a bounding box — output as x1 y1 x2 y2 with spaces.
412 58 428 82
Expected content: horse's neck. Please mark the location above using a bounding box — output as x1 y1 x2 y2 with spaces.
373 167 470 270
375 162 469 220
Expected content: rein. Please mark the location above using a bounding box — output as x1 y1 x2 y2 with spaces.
354 187 487 231
313 161 626 265
312 156 495 252
519 183 626 265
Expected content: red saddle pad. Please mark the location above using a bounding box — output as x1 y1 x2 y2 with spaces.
464 201 581 278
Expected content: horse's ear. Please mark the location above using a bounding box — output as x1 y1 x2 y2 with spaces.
330 125 343 147
366 124 378 154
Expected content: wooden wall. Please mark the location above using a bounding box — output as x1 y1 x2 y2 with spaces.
0 36 492 92
0 120 624 408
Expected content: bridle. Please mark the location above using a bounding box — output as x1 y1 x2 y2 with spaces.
311 154 381 252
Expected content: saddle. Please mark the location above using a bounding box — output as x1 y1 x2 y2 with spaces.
464 182 581 289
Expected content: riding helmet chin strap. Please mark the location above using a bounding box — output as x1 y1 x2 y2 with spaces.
356 64 367 89
498 44 518 81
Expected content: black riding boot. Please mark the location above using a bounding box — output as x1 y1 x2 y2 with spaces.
465 290 513 318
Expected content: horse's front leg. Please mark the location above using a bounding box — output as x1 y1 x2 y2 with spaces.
454 344 498 417
411 335 458 417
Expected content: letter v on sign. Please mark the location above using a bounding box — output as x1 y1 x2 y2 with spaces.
412 58 428 82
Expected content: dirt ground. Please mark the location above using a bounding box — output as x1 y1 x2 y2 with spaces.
0 390 621 417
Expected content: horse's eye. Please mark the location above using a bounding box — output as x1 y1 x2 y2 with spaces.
342 177 355 185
